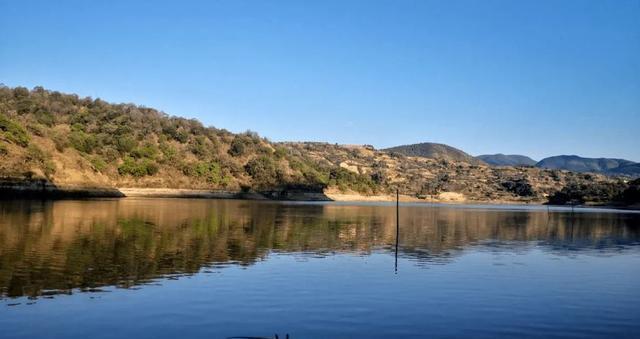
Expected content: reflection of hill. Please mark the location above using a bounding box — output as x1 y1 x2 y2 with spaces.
1 199 638 298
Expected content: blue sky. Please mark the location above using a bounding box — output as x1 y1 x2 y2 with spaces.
1 0 639 161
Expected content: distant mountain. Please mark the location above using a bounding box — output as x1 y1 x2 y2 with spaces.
383 142 485 165
477 154 537 167
536 155 639 176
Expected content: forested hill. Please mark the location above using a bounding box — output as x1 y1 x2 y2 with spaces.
0 86 380 194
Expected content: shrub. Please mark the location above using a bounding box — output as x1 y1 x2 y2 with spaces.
131 142 159 159
0 113 30 147
100 146 121 162
43 161 56 177
193 161 223 184
116 135 137 153
27 123 46 136
118 156 158 177
189 136 209 157
68 130 97 153
548 182 626 205
159 142 177 162
245 156 281 188
145 160 159 175
51 132 69 152
274 146 288 159
289 159 329 188
162 124 178 139
500 179 535 197
119 158 147 177
34 110 55 126
25 144 56 177
26 144 45 163
371 170 386 185
89 156 107 172
328 167 377 194
13 87 29 98
181 162 196 177
228 136 248 156
175 129 189 143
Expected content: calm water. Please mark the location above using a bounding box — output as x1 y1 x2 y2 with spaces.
1 199 639 339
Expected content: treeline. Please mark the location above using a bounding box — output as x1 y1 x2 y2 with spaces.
548 178 640 206
0 86 381 193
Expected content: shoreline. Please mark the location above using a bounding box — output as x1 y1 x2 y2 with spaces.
1 179 638 210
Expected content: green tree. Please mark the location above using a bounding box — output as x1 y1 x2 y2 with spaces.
245 156 280 189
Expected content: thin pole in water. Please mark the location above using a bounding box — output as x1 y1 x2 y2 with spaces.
395 188 399 273
547 204 550 219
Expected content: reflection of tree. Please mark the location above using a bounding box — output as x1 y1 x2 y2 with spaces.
0 200 638 298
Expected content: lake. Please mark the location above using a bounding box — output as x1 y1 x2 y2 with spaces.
1 199 639 338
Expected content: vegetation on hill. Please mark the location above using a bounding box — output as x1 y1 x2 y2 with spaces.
0 86 379 194
384 142 485 165
547 177 640 206
280 142 633 205
477 154 537 167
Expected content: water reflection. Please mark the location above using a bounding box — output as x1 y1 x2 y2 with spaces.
1 199 638 299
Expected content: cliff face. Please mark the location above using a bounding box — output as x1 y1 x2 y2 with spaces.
0 86 633 205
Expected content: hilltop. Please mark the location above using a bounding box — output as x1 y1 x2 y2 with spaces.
383 142 484 165
0 86 637 206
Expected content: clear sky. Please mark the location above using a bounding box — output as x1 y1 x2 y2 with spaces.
1 0 639 161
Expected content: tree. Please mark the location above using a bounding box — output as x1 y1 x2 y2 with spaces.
245 156 280 189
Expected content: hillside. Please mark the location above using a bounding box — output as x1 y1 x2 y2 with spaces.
281 142 629 205
383 142 485 165
0 85 636 206
536 155 639 177
477 154 537 167
0 86 379 196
